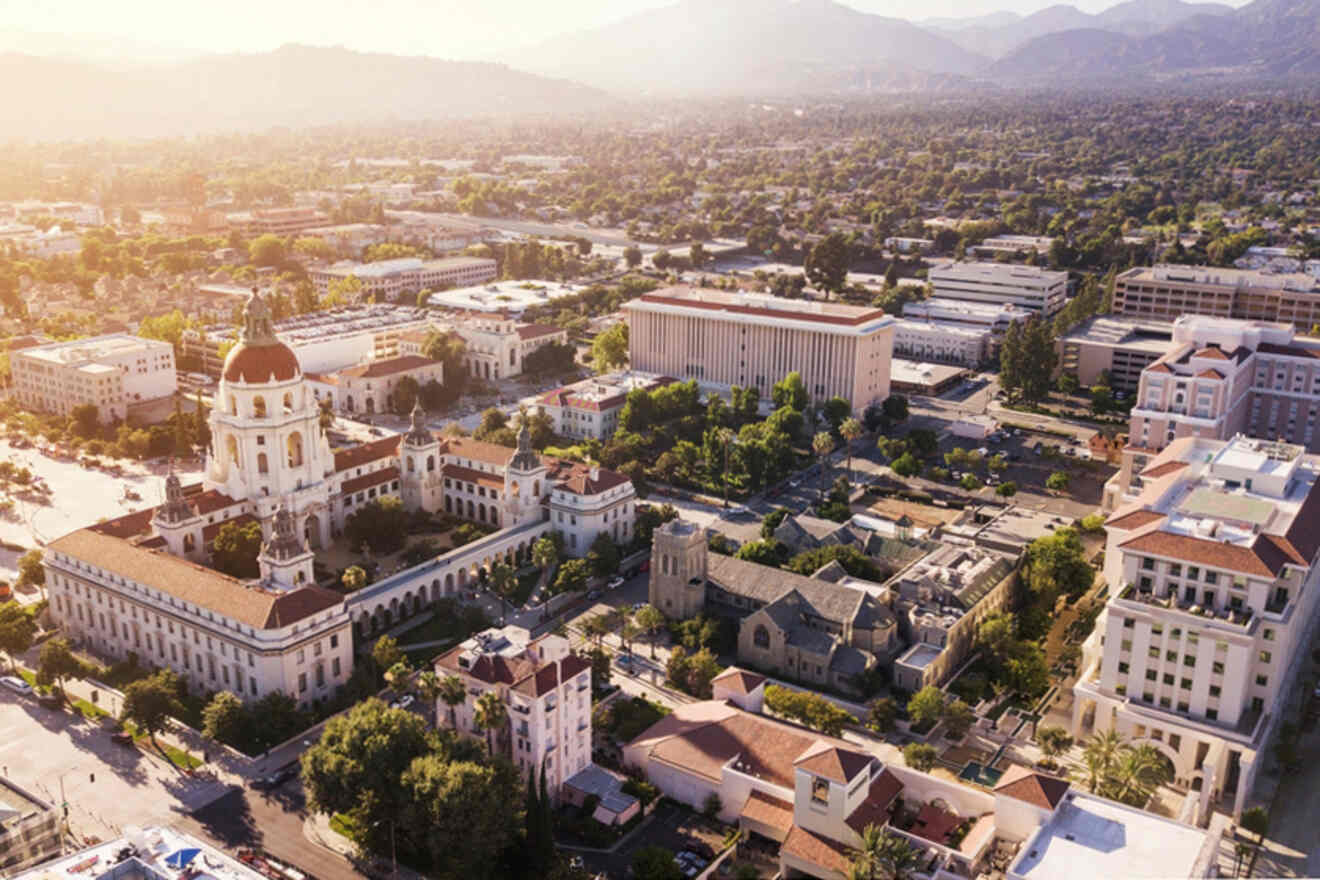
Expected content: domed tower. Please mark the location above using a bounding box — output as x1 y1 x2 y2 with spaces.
153 466 203 560
400 400 442 512
649 518 708 619
503 410 548 529
205 288 334 546
258 503 315 588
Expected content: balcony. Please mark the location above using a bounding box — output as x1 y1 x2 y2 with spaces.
1117 584 1254 630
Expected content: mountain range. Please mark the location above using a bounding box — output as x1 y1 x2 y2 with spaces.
0 45 607 139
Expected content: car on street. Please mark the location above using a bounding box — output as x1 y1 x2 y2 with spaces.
614 655 635 673
586 589 602 600
250 765 298 790
0 676 32 696
390 694 416 710
606 576 625 590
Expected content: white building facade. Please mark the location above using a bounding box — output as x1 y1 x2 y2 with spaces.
928 262 1069 317
11 334 176 422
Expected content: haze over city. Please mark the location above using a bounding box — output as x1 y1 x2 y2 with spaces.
0 2 1317 880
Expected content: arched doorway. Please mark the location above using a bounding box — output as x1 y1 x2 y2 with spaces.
304 514 322 549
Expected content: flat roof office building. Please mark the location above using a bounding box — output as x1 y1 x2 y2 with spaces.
1114 264 1320 330
624 286 895 413
928 262 1069 317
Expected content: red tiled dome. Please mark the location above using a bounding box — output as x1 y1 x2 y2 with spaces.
222 341 301 384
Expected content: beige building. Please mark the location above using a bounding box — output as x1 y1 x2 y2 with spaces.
537 371 673 440
928 262 1069 317
1106 317 1320 508
624 286 895 414
11 333 176 423
1078 435 1320 819
0 778 60 873
228 207 329 236
449 314 568 381
308 256 497 301
1056 316 1176 392
305 354 443 416
891 318 991 367
1113 264 1320 330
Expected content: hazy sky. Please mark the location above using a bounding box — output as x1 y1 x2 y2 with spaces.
0 0 1255 60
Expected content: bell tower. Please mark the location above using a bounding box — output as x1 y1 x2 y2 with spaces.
504 409 548 528
153 467 203 560
400 400 442 512
648 518 708 619
258 504 315 588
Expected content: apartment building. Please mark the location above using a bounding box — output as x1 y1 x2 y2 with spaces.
1113 265 1320 330
1056 316 1175 392
1106 317 1320 508
624 286 895 414
11 334 176 422
625 673 1218 880
308 256 497 301
435 626 594 798
928 262 1069 317
891 319 991 367
1077 435 1320 819
537 371 674 440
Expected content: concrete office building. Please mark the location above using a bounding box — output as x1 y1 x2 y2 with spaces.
928 262 1069 317
624 286 896 413
11 334 176 423
891 318 991 366
1105 317 1320 508
968 235 1056 260
901 298 1033 344
1113 264 1320 330
1056 316 1176 392
227 207 329 236
1077 435 1320 819
309 256 497 301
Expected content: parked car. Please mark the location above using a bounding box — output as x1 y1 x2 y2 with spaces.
586 589 602 600
0 676 32 696
250 765 298 790
614 655 635 673
390 694 416 710
606 576 625 591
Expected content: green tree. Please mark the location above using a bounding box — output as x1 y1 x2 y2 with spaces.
996 481 1018 497
0 601 37 672
439 674 466 729
812 431 834 499
942 699 975 739
587 533 621 578
804 231 851 298
623 245 642 268
400 754 522 879
760 507 791 539
372 635 404 674
1046 471 1071 493
891 452 920 477
36 636 83 697
341 565 367 592
632 846 683 880
473 690 509 755
1037 726 1074 760
345 496 410 554
907 686 946 729
634 604 666 659
248 234 287 267
1023 528 1092 601
553 558 590 595
903 743 938 772
121 669 183 745
772 371 809 411
211 520 262 578
840 417 863 478
1241 806 1270 869
591 322 629 372
16 549 45 597
866 697 897 734
71 403 99 439
202 691 249 747
489 559 518 622
531 537 559 587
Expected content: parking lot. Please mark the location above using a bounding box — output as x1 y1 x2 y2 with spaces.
577 802 727 879
0 690 231 843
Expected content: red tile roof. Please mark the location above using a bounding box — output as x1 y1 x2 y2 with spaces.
342 466 399 495
1141 461 1187 479
223 341 301 383
794 745 872 784
1259 342 1320 359
781 825 853 875
1119 530 1282 578
1146 363 1173 374
546 459 631 495
845 769 904 835
994 766 1071 809
334 435 401 472
441 436 515 468
1196 368 1224 380
712 668 766 695
1193 346 1229 361
739 790 794 837
442 463 505 491
1105 509 1166 530
516 323 564 341
337 355 438 379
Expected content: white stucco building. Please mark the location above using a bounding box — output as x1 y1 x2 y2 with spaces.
536 371 673 440
10 334 176 423
928 262 1069 317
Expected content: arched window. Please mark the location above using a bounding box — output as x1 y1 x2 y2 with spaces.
229 395 237 416
257 452 269 475
467 500 475 519
533 480 540 497
407 456 416 473
478 503 487 523
287 432 304 468
490 509 499 527
183 534 196 554
754 625 770 648
226 435 240 468
253 396 267 418
283 392 294 412
426 455 435 472
445 496 453 513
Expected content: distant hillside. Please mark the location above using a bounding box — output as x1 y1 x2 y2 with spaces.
992 0 1320 78
0 45 609 139
927 0 1233 59
503 0 987 96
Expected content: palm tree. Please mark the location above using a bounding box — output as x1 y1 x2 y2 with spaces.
620 620 641 658
812 431 834 500
1082 728 1125 779
384 659 413 693
1074 749 1108 794
414 670 441 724
473 690 508 756
635 604 666 660
840 417 863 481
489 559 517 624
438 674 466 730
531 537 558 590
852 823 887 879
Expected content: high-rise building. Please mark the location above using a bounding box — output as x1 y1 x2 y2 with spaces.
1078 434 1320 818
624 286 895 413
1113 265 1320 330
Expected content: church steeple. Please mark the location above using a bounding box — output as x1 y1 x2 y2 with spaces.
241 287 279 346
509 406 541 473
404 399 432 447
156 464 194 525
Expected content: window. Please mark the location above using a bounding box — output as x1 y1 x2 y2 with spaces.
1209 685 1221 697
811 777 830 805
1145 669 1157 681
1206 708 1219 721
1141 557 1156 570
1205 571 1218 585
1212 661 1224 675
1121 640 1133 652
298 673 308 693
1183 655 1195 667
1148 647 1160 658
1256 675 1269 687
1187 567 1199 580
1159 696 1171 708
1166 650 1177 662
1180 678 1192 690
1264 629 1275 642
1118 662 1130 674
1163 674 1175 685
753 625 770 648
1177 701 1189 714
1123 617 1135 629
1143 692 1154 703
1260 651 1273 664
330 634 339 649
332 658 341 677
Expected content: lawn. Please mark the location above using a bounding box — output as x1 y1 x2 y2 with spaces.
602 695 671 743
120 720 203 770
398 600 491 664
330 812 361 839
